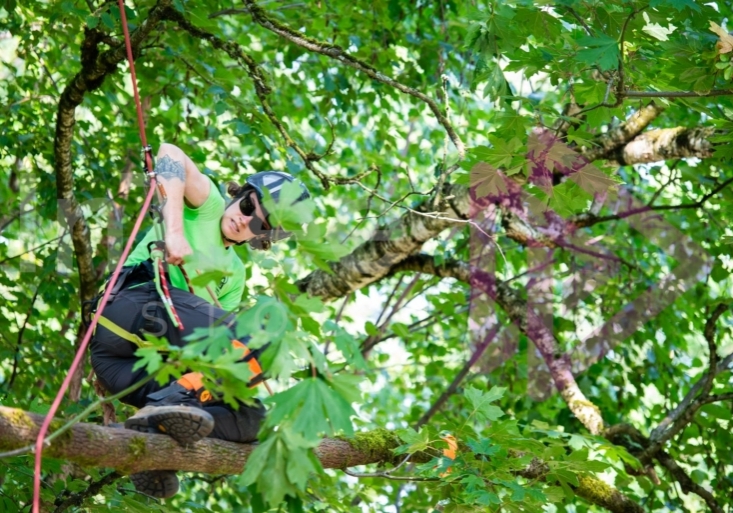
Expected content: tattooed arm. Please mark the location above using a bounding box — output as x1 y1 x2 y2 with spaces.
154 143 211 265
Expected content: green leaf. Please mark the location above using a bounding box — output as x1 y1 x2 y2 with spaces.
297 223 351 263
132 347 163 374
548 181 592 217
265 377 356 438
100 11 115 30
261 180 315 233
328 373 363 404
465 385 506 422
395 427 431 454
235 295 293 341
472 137 525 172
467 438 501 457
553 468 579 487
240 426 319 506
576 35 620 71
189 269 227 288
86 15 99 29
258 330 310 380
476 491 501 506
543 486 565 502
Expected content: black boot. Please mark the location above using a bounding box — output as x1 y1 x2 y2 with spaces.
109 423 180 499
123 382 215 499
124 382 215 445
130 469 179 499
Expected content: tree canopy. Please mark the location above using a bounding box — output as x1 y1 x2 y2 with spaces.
1 0 732 511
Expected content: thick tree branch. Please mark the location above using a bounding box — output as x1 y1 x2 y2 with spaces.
242 0 466 159
0 407 404 474
605 126 715 165
0 407 642 513
296 184 470 301
581 103 665 162
388 254 607 436
54 0 170 307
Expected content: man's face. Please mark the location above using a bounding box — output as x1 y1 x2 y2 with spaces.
220 191 270 246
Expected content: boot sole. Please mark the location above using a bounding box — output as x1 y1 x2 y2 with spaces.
125 405 214 445
130 470 179 499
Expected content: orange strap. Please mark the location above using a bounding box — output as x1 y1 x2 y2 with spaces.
177 341 269 397
232 339 264 378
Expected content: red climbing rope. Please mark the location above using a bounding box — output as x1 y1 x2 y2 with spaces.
32 2 156 511
157 256 186 330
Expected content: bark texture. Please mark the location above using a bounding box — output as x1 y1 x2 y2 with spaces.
390 255 607 436
0 407 401 474
607 126 715 165
581 103 665 162
296 184 470 301
0 407 642 513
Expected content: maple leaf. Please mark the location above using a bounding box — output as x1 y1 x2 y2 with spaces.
576 34 620 71
710 22 733 54
569 163 623 195
642 13 677 41
471 162 511 199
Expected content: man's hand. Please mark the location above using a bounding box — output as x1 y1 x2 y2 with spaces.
165 232 193 265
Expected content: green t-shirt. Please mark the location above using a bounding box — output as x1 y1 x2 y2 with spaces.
125 177 245 311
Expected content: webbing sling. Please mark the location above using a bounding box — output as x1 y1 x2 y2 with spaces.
96 316 158 350
95 315 266 387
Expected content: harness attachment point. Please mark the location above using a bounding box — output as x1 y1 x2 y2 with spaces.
142 145 156 180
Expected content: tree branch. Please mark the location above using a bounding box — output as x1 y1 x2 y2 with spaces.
387 254 607 435
655 450 724 513
581 103 665 162
162 7 357 190
416 324 499 428
0 407 643 513
623 89 733 98
574 174 733 228
646 303 730 452
604 126 715 165
53 471 121 513
54 0 171 307
242 0 466 158
296 184 470 301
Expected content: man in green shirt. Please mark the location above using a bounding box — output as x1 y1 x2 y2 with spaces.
90 143 310 497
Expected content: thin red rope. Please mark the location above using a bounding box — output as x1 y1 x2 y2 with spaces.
32 2 156 511
158 257 185 330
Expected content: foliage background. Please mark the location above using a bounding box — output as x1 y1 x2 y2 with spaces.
1 0 732 512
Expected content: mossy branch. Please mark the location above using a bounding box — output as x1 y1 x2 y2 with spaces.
0 407 643 513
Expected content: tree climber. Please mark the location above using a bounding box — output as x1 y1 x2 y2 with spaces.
89 143 310 498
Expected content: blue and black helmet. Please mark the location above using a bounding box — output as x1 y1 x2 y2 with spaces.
237 171 311 244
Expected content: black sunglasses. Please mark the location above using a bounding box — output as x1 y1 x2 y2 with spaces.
238 193 294 243
238 193 271 235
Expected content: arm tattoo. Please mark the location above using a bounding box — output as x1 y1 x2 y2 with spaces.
156 155 186 182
